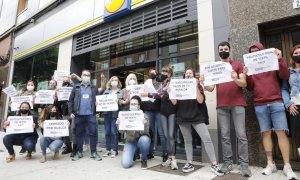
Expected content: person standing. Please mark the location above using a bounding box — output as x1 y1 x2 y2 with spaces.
244 42 297 179
201 41 251 176
68 70 101 161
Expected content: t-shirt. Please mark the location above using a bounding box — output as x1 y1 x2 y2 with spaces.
216 59 247 108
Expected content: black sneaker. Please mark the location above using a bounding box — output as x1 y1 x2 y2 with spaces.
141 160 147 169
147 153 154 160
162 153 168 162
182 163 194 173
19 147 26 155
62 146 72 155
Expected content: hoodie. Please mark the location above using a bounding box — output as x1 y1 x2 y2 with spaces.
246 42 290 106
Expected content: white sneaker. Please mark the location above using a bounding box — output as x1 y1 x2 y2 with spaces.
283 165 298 180
103 150 111 157
111 151 117 158
171 160 178 170
162 158 171 167
262 163 277 175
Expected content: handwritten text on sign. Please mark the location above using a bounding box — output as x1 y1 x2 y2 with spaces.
243 48 278 75
2 85 17 97
118 111 144 131
57 87 73 101
126 85 144 98
200 61 233 86
11 96 33 111
43 120 69 137
35 90 55 104
96 94 118 112
169 79 197 100
6 116 33 134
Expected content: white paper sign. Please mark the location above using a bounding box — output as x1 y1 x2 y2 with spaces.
11 96 33 111
200 61 233 86
126 85 144 98
118 111 144 131
143 79 157 93
243 48 279 75
2 85 17 97
96 94 118 112
57 87 73 101
35 90 55 104
169 79 197 100
43 120 69 137
293 0 300 9
6 116 34 134
53 70 70 87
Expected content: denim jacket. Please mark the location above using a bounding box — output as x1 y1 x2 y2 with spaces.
102 88 122 118
281 68 300 109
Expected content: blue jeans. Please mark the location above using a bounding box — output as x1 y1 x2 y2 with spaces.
121 135 150 168
40 137 63 155
145 111 167 154
104 113 118 152
3 134 38 155
254 102 289 133
75 115 98 154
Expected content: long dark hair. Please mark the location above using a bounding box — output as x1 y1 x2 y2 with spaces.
22 80 37 92
17 102 32 116
45 105 61 120
131 95 143 111
183 68 196 79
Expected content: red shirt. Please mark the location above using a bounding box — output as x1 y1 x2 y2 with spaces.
216 59 247 108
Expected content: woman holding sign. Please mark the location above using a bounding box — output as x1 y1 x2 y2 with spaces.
170 69 223 176
103 76 123 158
160 66 178 170
3 102 38 163
39 105 65 163
117 96 150 169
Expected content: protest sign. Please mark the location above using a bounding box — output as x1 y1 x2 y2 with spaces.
2 85 17 97
11 96 33 111
35 90 55 104
43 120 69 137
6 116 33 134
57 87 73 101
243 48 278 75
200 61 233 86
96 94 118 112
118 111 144 131
169 79 197 100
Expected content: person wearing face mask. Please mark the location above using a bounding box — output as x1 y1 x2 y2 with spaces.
56 76 75 155
159 66 178 170
244 43 297 180
140 69 168 162
116 96 150 169
3 102 39 162
68 70 102 161
200 41 251 177
11 80 39 155
39 105 65 163
102 76 123 158
170 69 223 176
120 73 138 111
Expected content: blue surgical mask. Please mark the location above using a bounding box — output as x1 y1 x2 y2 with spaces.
129 105 139 111
111 81 118 88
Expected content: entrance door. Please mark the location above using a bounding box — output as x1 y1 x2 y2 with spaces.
262 27 300 165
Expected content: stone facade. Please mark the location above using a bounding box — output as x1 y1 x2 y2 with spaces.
228 0 300 166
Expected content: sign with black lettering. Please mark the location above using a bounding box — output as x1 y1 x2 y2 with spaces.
43 120 69 137
96 94 118 112
6 116 34 134
118 111 144 131
169 79 197 100
200 61 233 86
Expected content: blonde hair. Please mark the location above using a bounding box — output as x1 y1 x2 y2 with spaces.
290 44 300 68
106 76 122 89
125 73 137 87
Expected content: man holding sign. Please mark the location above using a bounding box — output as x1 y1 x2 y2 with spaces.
244 42 297 179
200 42 250 177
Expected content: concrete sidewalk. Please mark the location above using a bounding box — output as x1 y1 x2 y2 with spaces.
0 132 298 180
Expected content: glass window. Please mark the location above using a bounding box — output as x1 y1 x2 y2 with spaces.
13 45 59 90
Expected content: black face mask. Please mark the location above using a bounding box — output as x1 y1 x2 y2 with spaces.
219 51 230 59
292 55 300 64
49 112 58 117
156 74 168 82
148 73 156 80
62 81 70 86
20 109 29 115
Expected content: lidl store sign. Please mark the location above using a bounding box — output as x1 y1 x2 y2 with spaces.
104 0 132 21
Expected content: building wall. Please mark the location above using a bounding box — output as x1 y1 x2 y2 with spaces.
0 0 18 36
228 0 300 166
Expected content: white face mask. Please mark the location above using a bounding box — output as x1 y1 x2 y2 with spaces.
27 85 34 91
128 79 136 85
82 76 91 84
111 81 118 88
